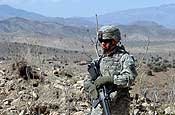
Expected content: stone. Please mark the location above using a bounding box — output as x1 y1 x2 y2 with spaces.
78 61 88 65
133 109 139 115
18 91 25 95
73 111 84 115
76 80 84 86
164 106 175 114
19 110 26 115
0 70 5 75
4 100 10 105
11 98 20 106
141 102 150 107
0 79 6 87
148 110 154 115
53 83 64 90
33 81 39 87
3 99 13 105
32 91 39 100
80 102 89 108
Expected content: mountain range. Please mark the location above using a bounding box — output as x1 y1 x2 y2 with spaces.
1 4 175 28
92 4 175 28
0 17 95 39
0 4 175 43
0 5 95 28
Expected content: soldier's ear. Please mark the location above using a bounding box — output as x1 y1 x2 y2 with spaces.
98 31 103 43
112 39 118 45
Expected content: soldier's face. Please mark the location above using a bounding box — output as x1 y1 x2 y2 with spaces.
100 39 119 51
100 40 111 50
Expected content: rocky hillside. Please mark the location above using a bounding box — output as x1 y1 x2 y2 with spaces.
0 17 95 40
1 17 175 42
1 4 175 43
0 42 175 115
118 21 175 40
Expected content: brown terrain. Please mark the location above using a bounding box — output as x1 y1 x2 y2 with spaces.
0 37 175 115
0 5 175 115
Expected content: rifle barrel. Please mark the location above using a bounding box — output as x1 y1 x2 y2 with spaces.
99 86 111 115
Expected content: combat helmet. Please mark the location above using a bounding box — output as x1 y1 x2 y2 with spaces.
98 25 121 43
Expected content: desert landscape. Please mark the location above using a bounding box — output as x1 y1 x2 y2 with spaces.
0 4 175 115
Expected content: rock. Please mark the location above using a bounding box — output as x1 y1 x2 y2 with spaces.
53 70 60 77
19 110 26 115
73 80 84 90
73 111 84 115
49 111 59 115
0 70 5 75
53 83 64 90
148 110 154 115
6 106 16 110
142 102 150 107
78 61 88 65
18 91 25 95
0 79 6 87
28 101 32 105
3 99 13 105
11 98 20 106
17 78 23 83
80 102 89 108
164 106 175 114
76 80 84 86
133 109 140 115
39 105 47 113
4 100 10 105
32 91 39 100
139 96 145 102
33 81 39 87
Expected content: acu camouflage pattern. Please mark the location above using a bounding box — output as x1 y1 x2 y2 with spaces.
98 25 121 42
90 50 137 115
100 53 136 87
84 25 137 115
85 46 137 115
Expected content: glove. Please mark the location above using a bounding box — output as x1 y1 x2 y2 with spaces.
88 61 100 81
94 76 114 88
88 83 98 100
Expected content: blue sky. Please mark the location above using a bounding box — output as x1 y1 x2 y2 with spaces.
0 0 175 17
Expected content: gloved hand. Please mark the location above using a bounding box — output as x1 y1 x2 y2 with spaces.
88 83 98 100
94 76 114 88
87 61 100 81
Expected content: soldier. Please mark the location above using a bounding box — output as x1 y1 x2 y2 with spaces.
84 25 137 115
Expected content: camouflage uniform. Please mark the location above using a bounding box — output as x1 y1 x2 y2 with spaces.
84 25 137 115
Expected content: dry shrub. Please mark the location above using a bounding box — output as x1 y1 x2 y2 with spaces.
12 61 40 80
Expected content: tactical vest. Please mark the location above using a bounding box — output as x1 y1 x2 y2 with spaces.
100 53 125 78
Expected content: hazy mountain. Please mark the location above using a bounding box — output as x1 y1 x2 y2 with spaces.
0 17 95 39
118 21 175 40
87 4 175 28
0 5 95 27
2 4 175 28
0 4 175 42
0 5 47 21
0 17 174 42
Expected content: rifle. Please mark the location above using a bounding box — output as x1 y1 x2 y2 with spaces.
92 85 111 115
88 14 111 115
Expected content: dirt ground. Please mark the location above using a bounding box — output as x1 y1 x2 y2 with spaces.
0 41 175 115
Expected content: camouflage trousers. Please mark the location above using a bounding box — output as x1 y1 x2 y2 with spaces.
90 88 131 115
